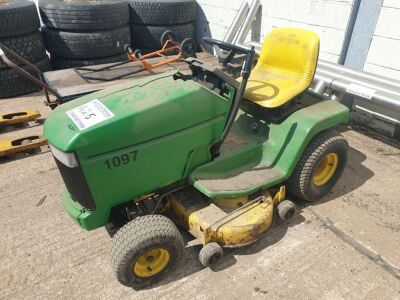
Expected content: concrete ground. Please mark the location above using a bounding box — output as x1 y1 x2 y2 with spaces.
1 92 399 300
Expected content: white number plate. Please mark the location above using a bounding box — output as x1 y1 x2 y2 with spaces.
66 99 114 130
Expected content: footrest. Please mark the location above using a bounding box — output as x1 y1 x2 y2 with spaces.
193 163 283 197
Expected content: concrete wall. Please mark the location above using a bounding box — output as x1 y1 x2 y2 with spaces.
363 0 400 80
196 0 400 80
196 0 355 63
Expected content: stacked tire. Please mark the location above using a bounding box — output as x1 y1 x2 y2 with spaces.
128 0 197 51
39 0 131 70
0 0 51 98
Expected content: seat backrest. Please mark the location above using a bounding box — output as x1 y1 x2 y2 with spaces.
257 28 320 83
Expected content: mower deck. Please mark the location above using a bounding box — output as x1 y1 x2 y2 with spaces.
169 188 275 247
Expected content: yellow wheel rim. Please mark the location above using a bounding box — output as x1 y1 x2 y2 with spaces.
313 153 339 187
133 248 170 278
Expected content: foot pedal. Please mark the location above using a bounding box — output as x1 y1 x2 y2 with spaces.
0 110 41 127
0 135 48 157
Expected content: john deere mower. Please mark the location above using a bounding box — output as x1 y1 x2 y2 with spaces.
44 28 349 289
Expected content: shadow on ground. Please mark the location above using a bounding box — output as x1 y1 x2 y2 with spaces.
142 214 304 290
142 144 375 290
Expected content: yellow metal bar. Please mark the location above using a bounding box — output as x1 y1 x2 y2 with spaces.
0 136 47 157
0 110 41 126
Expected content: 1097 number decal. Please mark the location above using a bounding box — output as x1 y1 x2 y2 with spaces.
104 151 138 169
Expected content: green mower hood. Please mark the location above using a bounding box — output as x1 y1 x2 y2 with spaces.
44 70 229 157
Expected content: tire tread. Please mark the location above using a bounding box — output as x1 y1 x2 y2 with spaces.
286 129 349 201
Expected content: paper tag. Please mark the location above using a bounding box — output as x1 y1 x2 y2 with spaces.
346 83 376 100
66 99 114 130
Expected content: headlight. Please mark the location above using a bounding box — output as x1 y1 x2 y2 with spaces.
50 144 78 168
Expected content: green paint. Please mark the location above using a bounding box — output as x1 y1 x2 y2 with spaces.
45 70 349 231
45 71 234 230
191 100 349 197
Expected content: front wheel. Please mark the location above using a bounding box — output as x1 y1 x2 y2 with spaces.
110 214 184 289
287 129 348 201
180 38 197 58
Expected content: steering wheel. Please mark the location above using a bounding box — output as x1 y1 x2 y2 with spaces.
202 37 255 79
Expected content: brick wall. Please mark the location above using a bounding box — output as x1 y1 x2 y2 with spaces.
363 0 400 80
196 0 355 62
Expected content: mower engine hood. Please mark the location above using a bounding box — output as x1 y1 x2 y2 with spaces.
44 70 228 157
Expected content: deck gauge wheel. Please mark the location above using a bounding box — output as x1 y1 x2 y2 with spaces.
199 242 223 267
277 200 296 221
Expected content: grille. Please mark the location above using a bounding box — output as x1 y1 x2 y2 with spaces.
54 157 96 211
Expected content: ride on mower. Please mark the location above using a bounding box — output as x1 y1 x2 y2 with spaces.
44 28 349 289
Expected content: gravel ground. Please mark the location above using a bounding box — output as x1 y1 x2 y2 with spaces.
1 92 399 299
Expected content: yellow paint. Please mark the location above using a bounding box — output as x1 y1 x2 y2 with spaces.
313 153 339 186
133 248 170 278
244 28 320 108
169 189 275 247
0 110 41 126
213 196 249 212
0 136 47 157
273 186 286 204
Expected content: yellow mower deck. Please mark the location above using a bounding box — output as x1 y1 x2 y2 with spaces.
0 136 48 157
169 187 285 247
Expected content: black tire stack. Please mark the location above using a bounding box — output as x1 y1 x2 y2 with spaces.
0 0 51 98
128 0 197 51
39 0 131 70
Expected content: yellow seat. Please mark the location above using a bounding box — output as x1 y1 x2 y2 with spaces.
244 28 320 108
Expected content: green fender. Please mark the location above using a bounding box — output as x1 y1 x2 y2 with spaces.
191 100 350 198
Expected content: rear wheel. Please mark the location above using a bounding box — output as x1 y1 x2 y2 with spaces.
287 129 348 201
111 215 184 289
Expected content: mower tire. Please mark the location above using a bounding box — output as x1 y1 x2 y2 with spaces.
277 200 296 221
0 31 47 69
130 23 194 49
128 0 196 25
42 26 130 59
287 129 348 201
51 53 128 70
111 214 184 289
0 0 40 38
0 57 51 98
39 0 129 31
199 242 223 267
